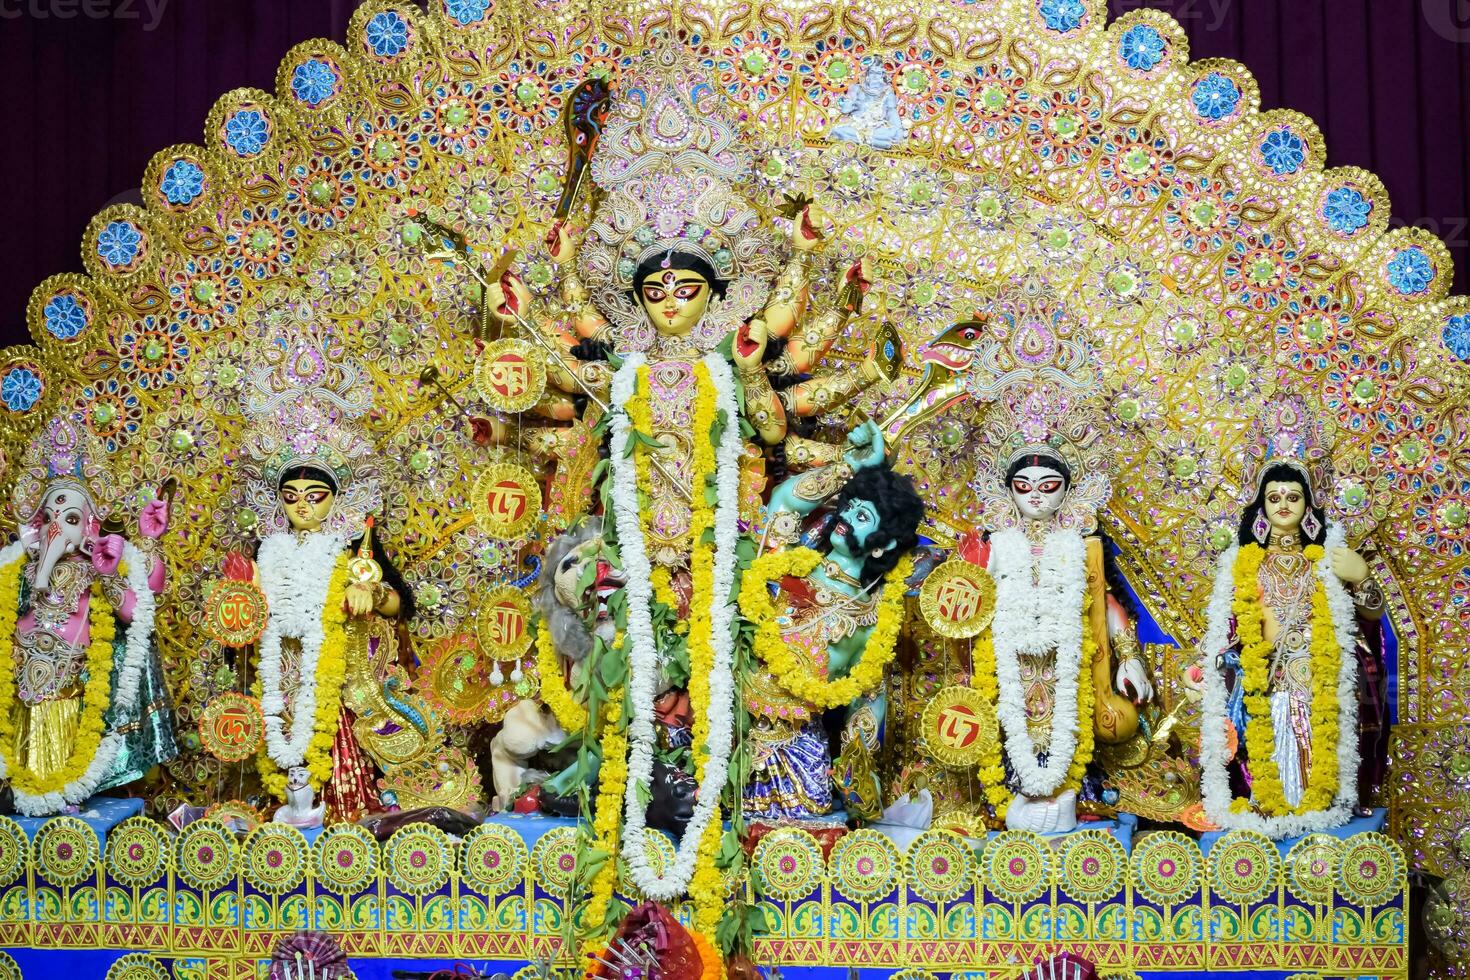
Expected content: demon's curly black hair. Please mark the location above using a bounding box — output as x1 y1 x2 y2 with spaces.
1238 462 1326 548
817 463 924 587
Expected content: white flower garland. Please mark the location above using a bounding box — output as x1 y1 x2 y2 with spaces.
256 531 346 770
0 539 157 815
988 527 1087 798
611 353 741 901
1198 525 1362 837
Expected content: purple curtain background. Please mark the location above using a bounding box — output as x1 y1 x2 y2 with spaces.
0 0 1467 345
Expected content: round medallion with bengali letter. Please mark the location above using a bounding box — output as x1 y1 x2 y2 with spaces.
474 338 546 413
920 684 997 768
203 578 269 647
472 462 541 539
919 559 996 638
198 692 265 763
475 585 534 660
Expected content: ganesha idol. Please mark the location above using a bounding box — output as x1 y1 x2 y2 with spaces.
0 412 176 816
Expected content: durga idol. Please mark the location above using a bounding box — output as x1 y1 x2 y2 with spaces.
0 412 176 816
1197 398 1388 838
967 382 1154 834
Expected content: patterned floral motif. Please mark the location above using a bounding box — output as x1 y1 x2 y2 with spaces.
441 0 490 27
1321 185 1372 237
1223 233 1304 312
1037 0 1087 34
365 11 411 59
291 58 341 106
0 365 42 412
491 59 569 135
754 828 824 901
1443 313 1470 361
353 112 424 191
829 829 901 902
114 315 190 391
713 31 795 105
1097 128 1176 205
104 954 169 980
313 823 380 893
96 220 146 273
244 824 309 895
983 831 1049 904
1208 830 1280 906
1284 833 1339 904
1275 293 1353 374
1191 72 1242 122
1386 245 1436 296
1057 830 1126 904
177 820 239 891
420 80 496 156
956 62 1027 143
224 204 299 280
385 824 453 896
223 108 270 157
1162 175 1241 256
1131 831 1202 906
76 377 142 451
284 154 361 232
1336 832 1406 907
159 158 207 206
459 822 526 896
1118 24 1166 73
1022 86 1103 171
107 817 171 888
530 825 580 899
42 291 91 341
169 255 243 333
0 819 23 888
1257 126 1307 177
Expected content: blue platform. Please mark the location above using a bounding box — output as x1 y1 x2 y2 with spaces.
1198 806 1387 857
14 795 142 850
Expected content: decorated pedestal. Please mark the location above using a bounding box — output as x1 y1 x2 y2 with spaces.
0 0 1459 973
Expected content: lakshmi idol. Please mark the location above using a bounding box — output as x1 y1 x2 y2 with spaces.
1198 398 1389 837
0 412 176 816
233 328 475 826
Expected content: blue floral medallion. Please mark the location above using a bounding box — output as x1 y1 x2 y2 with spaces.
159 159 206 206
1443 313 1470 361
1191 72 1240 121
291 59 340 106
1038 0 1086 34
1322 186 1371 236
1119 24 1165 72
43 294 89 341
1 367 42 412
1259 127 1306 176
97 221 143 270
224 109 270 157
1386 246 1435 296
366 11 410 57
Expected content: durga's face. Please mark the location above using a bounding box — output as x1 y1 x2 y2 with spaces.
279 477 335 532
638 268 711 338
1009 464 1067 523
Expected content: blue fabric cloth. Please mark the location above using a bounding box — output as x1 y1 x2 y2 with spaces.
985 811 1137 853
1199 806 1387 857
14 795 142 849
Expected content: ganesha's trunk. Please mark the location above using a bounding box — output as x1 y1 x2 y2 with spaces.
31 527 72 593
1087 544 1138 746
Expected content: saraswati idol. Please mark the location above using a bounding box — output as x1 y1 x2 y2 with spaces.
0 412 176 815
1197 398 1389 837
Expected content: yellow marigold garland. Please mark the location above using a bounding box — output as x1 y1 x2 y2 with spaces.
535 622 587 735
255 554 351 801
0 553 117 798
581 686 626 945
969 630 1011 821
1070 590 1097 794
1232 543 1340 817
739 548 913 709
